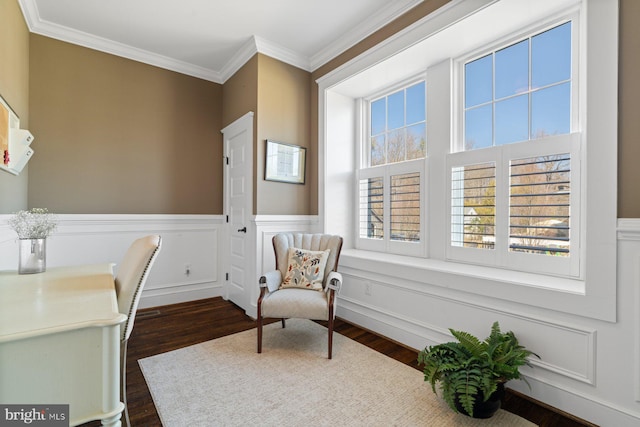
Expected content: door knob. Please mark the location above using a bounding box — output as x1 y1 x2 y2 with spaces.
237 227 247 233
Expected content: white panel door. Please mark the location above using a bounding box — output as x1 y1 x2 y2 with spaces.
222 112 254 315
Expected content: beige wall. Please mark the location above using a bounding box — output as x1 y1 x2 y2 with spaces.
256 54 311 215
618 0 640 217
222 55 258 129
28 35 223 214
222 54 311 215
222 54 259 213
0 0 30 213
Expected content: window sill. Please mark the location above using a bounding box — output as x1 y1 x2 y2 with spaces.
338 249 603 320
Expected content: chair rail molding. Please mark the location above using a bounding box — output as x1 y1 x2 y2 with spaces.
617 218 640 241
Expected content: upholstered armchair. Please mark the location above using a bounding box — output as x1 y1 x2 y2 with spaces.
257 233 343 359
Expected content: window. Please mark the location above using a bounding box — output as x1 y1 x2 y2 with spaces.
358 81 425 256
451 162 496 250
464 22 572 148
369 81 426 165
390 172 421 242
358 176 384 240
321 0 617 320
509 154 571 256
448 20 579 277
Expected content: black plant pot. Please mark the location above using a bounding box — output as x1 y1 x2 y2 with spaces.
454 382 505 419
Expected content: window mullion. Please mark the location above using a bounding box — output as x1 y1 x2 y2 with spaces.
494 148 510 264
383 166 391 251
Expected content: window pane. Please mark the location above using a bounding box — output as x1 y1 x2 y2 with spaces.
368 80 426 167
495 94 529 145
371 98 386 135
465 54 492 108
509 154 570 256
531 83 570 138
406 81 426 125
388 90 405 129
495 39 529 99
387 130 405 163
359 177 384 239
371 135 385 166
451 163 496 249
391 172 421 242
464 21 572 152
532 22 571 89
406 123 426 160
465 104 493 150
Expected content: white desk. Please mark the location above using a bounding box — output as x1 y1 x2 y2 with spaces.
0 264 126 426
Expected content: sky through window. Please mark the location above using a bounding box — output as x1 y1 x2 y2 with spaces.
464 21 572 149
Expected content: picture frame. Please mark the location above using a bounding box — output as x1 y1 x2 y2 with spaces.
264 140 306 184
0 94 21 175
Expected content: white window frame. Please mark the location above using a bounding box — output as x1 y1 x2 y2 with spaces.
446 14 582 278
356 78 427 257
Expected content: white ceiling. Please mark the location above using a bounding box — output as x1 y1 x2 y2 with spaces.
18 0 422 83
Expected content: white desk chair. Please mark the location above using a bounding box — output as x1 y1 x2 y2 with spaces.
114 235 162 427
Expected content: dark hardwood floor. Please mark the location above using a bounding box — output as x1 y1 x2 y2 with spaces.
82 297 596 426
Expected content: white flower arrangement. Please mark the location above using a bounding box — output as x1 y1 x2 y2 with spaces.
8 208 58 239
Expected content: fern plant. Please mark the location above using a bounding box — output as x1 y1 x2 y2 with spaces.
418 322 539 417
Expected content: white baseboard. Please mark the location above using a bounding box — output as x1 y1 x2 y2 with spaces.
138 282 224 309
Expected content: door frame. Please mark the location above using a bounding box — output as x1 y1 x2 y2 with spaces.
222 111 256 318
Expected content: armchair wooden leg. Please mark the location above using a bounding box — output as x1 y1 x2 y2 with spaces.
257 316 263 354
328 317 334 360
281 318 286 328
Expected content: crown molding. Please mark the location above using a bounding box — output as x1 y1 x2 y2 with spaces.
254 36 312 71
218 37 260 82
18 0 224 83
18 0 423 83
218 36 312 82
310 0 423 71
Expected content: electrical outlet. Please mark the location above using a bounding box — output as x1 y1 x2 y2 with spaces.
185 264 191 276
365 282 372 296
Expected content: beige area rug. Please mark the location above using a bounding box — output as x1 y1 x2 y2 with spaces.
139 319 536 427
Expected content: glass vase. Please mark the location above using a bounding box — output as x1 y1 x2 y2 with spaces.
19 238 47 274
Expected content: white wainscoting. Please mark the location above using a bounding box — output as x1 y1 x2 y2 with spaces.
0 214 225 309
3 213 640 425
331 219 640 427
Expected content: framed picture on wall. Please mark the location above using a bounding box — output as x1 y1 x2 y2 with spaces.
264 140 306 184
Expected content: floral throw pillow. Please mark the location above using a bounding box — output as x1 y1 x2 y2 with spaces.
280 247 331 291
